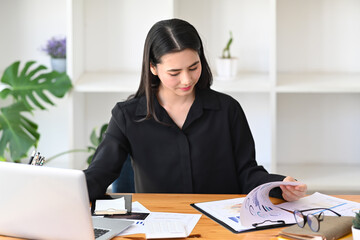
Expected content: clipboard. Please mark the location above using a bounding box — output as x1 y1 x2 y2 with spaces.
190 200 291 234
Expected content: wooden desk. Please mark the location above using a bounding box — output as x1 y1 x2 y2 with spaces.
113 194 360 240
1 194 359 240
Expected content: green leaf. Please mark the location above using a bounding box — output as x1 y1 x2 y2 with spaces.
90 128 99 147
0 102 39 161
222 31 233 59
354 211 360 229
98 124 108 142
87 146 96 152
0 60 72 111
87 154 94 165
90 123 108 147
87 123 108 164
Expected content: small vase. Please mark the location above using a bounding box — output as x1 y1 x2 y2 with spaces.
352 226 360 240
215 57 238 80
51 58 66 73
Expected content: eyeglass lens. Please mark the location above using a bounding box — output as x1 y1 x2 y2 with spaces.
294 210 324 232
294 210 305 227
307 214 320 232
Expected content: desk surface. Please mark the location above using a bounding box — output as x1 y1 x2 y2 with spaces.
1 194 359 240
116 194 360 240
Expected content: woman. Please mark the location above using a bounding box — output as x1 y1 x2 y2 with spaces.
84 18 306 201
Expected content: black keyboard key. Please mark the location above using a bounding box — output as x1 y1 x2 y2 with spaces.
94 228 110 238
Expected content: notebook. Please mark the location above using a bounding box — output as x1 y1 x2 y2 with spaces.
0 162 133 240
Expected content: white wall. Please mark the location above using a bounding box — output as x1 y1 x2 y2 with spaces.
0 0 71 167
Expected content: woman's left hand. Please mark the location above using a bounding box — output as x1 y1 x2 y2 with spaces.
280 176 307 201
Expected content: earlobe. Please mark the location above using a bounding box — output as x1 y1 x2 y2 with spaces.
150 64 157 76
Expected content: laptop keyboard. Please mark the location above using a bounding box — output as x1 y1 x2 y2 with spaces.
94 228 110 239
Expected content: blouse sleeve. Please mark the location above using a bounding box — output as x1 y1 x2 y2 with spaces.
230 100 285 197
84 104 131 201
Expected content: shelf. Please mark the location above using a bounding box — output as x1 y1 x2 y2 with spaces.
277 164 360 194
276 73 360 93
73 72 360 93
74 72 272 93
212 73 271 93
74 72 140 93
277 0 360 73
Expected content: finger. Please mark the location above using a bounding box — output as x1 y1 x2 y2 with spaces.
286 185 306 197
283 188 302 201
281 185 305 201
294 184 307 193
282 189 299 202
283 176 296 182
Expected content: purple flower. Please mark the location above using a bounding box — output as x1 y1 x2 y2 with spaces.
43 37 66 58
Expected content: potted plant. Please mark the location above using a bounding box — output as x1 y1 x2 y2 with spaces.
215 31 238 80
0 60 72 162
46 123 109 165
42 36 67 73
353 211 360 240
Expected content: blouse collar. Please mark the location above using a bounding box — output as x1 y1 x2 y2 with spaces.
135 88 220 128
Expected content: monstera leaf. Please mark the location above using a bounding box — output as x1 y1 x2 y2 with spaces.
0 61 72 110
0 60 72 162
0 102 39 162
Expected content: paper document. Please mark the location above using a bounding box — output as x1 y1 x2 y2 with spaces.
240 181 301 227
192 181 301 232
144 212 201 239
116 201 150 236
192 197 250 232
95 197 126 215
277 192 360 217
116 202 201 238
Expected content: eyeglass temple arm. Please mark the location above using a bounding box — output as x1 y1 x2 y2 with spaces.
299 208 342 217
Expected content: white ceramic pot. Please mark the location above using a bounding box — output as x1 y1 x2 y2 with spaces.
51 58 66 73
352 226 360 240
215 57 238 80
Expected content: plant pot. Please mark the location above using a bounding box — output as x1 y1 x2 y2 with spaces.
215 57 238 80
51 58 66 73
353 226 360 240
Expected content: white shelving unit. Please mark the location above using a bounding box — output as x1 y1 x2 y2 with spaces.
2 0 359 193
275 0 360 194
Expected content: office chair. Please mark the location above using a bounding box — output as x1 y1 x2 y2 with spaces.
111 155 135 193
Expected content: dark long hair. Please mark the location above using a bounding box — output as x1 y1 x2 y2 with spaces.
132 18 213 121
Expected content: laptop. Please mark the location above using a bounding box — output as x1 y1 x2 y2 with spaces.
0 162 133 240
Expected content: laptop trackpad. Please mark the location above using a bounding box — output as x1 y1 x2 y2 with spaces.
92 217 133 240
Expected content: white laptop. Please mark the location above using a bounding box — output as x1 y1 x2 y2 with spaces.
0 162 133 240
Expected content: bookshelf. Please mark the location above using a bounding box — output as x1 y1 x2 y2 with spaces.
1 0 359 193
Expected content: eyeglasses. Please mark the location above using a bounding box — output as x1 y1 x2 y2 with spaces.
293 208 341 232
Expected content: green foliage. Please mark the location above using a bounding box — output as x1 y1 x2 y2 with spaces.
87 123 108 164
0 60 72 162
354 211 360 229
0 102 39 162
222 31 233 59
45 123 108 165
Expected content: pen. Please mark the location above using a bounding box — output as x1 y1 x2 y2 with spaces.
39 156 45 166
32 152 40 165
28 150 36 165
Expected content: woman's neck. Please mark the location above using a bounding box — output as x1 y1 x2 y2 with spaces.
156 87 196 129
157 87 195 109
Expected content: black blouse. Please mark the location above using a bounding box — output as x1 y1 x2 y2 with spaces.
84 88 285 200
